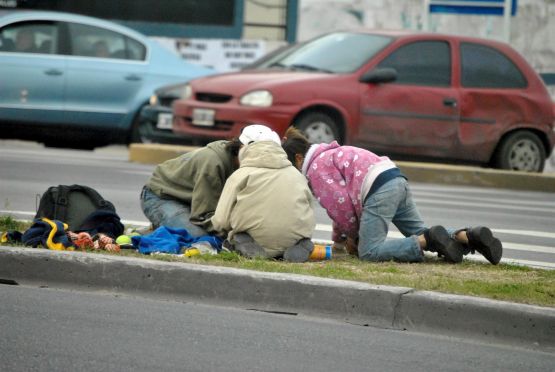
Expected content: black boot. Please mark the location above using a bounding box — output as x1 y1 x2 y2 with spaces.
424 226 464 264
463 226 503 265
232 232 268 259
283 238 314 262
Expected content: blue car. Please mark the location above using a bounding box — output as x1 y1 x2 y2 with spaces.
0 10 213 148
136 43 300 145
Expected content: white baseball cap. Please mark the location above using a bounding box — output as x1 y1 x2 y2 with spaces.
239 124 281 145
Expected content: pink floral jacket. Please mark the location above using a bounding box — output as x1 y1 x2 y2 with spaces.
302 141 395 241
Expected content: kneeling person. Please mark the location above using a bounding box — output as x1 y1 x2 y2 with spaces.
141 139 241 237
212 125 315 261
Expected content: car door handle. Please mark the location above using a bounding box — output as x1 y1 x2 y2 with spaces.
443 98 457 107
44 69 63 76
125 74 142 81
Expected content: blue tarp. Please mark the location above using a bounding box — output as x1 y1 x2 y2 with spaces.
131 226 222 255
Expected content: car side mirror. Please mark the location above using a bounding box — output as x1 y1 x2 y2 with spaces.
359 68 397 84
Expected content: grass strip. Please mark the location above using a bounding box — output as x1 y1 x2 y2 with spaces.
1 215 553 307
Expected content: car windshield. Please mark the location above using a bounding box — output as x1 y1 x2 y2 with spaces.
264 32 393 74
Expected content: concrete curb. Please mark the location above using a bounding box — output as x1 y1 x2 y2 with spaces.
1 247 554 351
129 143 198 165
396 161 555 193
394 291 555 349
128 143 555 193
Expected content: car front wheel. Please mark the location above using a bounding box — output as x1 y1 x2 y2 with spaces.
129 107 152 144
294 112 341 144
493 131 546 172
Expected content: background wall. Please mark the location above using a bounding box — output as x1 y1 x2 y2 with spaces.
297 0 554 73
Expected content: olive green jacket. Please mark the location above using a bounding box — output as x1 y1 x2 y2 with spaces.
146 140 234 233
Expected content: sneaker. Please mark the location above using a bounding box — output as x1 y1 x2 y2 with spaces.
465 226 503 265
426 226 464 263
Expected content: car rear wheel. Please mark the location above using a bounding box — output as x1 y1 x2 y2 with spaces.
493 131 545 172
295 112 340 144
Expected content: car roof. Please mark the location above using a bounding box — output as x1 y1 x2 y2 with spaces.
346 28 510 48
0 10 148 42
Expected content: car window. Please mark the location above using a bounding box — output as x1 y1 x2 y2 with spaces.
67 22 146 61
378 41 451 86
244 43 301 70
0 21 58 54
460 42 527 88
274 33 393 73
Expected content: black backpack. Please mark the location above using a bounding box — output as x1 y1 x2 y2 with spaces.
35 185 119 233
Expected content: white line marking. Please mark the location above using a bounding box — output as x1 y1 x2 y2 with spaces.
121 170 154 176
502 242 554 254
0 211 151 227
493 229 555 240
0 103 127 114
314 224 554 253
315 224 332 232
0 210 35 216
410 184 548 196
3 213 553 253
413 191 555 208
465 255 555 270
414 197 554 214
121 220 150 226
0 148 131 164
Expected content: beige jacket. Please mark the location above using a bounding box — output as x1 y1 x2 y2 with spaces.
212 141 315 257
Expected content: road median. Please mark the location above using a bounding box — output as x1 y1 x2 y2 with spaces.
1 247 553 351
129 143 555 193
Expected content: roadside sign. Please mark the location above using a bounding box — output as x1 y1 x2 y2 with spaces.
423 0 517 42
429 0 517 16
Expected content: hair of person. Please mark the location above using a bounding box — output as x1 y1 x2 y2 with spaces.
282 127 311 165
225 137 243 157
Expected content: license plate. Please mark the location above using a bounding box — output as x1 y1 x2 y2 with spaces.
192 108 215 127
156 113 173 130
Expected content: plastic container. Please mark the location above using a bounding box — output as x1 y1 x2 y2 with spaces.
181 241 218 257
183 248 201 257
310 244 332 261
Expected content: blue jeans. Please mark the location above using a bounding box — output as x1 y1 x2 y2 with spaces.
140 186 208 237
358 177 426 262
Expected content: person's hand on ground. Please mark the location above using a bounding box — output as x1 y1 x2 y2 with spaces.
345 237 359 257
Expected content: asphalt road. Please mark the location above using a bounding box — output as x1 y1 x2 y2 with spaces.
1 285 553 372
1 140 554 268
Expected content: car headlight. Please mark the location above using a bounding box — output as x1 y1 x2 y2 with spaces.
240 90 273 107
165 84 192 101
149 94 158 106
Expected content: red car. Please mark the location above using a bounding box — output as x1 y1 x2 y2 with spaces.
173 30 555 172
